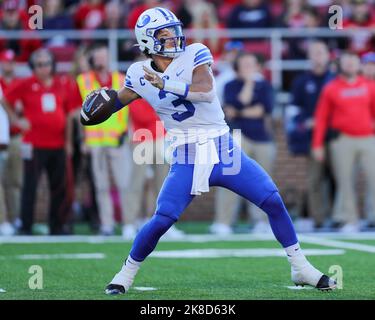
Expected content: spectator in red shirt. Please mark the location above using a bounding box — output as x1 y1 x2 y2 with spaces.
185 0 226 58
74 0 105 30
0 49 22 236
0 0 42 62
2 48 74 235
343 0 375 56
126 0 161 29
312 51 375 232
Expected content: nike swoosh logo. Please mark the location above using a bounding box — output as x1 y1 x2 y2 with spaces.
84 95 97 113
227 147 235 153
176 69 184 77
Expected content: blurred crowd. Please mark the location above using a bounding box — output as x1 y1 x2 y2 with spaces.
0 0 374 237
0 0 374 61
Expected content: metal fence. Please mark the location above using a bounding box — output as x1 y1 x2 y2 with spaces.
0 27 373 95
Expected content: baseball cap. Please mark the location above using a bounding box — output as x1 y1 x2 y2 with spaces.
362 52 375 64
0 49 16 62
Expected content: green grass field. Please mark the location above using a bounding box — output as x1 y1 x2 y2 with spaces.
1 223 375 300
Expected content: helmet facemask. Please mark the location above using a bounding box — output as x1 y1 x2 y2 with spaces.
149 23 186 58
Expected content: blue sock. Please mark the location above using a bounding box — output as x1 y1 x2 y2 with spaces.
130 213 175 262
260 192 298 248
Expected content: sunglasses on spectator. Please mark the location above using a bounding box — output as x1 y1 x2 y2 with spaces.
35 61 52 68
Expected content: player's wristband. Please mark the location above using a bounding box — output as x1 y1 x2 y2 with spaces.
163 79 189 98
114 96 124 111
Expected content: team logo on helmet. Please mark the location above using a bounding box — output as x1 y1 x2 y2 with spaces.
136 14 150 28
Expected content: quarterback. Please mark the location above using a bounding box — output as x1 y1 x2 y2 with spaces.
80 7 336 294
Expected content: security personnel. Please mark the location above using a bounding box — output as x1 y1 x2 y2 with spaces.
72 44 131 235
286 40 335 230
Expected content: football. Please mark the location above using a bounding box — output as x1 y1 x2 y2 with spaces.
80 88 117 126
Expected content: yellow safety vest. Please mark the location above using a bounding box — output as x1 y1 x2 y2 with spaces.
77 71 128 147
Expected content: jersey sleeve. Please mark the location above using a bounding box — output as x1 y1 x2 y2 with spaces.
191 43 214 69
124 63 140 95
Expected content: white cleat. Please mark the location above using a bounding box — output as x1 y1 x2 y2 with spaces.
105 259 140 295
291 263 337 291
105 270 133 295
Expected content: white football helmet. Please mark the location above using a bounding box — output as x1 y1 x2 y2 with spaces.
134 7 186 58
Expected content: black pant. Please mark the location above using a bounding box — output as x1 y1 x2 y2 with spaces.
21 148 67 234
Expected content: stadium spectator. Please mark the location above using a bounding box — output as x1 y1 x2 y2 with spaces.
71 44 131 236
96 1 138 63
185 0 225 58
360 51 375 224
126 0 161 29
0 49 22 236
43 0 74 31
175 0 193 28
227 0 273 30
69 45 100 232
286 41 335 231
99 0 122 30
361 52 375 80
1 48 73 235
276 0 306 28
215 41 244 105
74 0 105 30
125 98 184 239
42 0 75 54
211 52 275 235
291 6 325 59
278 2 324 59
0 0 42 62
343 0 375 56
0 79 10 235
71 45 90 77
312 51 375 232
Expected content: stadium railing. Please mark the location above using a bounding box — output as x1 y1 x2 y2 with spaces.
0 27 372 112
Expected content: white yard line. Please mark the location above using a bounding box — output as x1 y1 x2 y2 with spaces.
0 253 106 260
150 248 345 259
0 234 275 244
1 232 375 245
299 235 375 253
133 287 157 291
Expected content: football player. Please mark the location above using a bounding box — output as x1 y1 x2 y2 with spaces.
80 7 336 294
